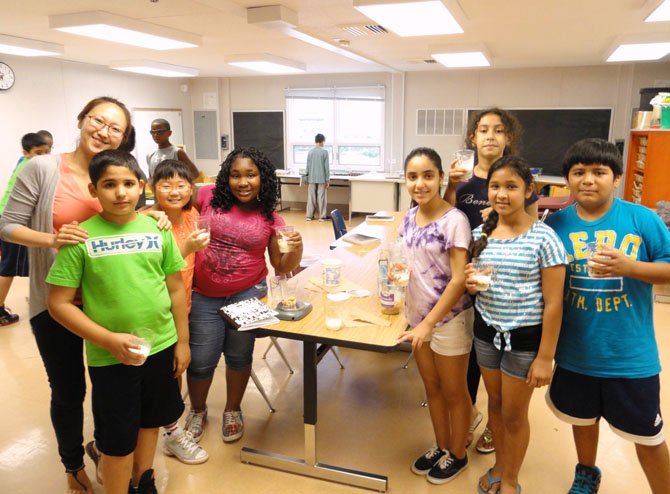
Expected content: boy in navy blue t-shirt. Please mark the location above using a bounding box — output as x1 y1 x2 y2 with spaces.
546 138 670 493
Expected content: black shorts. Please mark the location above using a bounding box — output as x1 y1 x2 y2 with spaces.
88 345 184 456
546 366 665 446
0 238 28 277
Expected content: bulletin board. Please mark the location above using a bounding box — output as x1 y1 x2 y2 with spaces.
232 111 285 169
132 109 185 176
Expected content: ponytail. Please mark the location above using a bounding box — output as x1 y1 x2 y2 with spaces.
469 210 499 259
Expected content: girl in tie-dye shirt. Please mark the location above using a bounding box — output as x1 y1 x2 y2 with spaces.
397 147 474 485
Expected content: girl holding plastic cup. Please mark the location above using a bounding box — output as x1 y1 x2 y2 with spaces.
444 108 539 455
397 147 474 484
465 156 566 493
187 148 303 444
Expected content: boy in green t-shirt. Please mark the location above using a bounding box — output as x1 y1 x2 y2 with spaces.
0 132 51 325
47 149 190 494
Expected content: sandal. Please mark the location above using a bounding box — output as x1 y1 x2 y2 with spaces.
477 467 501 494
66 466 92 494
85 441 103 485
476 426 495 454
466 411 483 448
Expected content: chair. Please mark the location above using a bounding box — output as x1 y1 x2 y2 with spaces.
330 209 348 239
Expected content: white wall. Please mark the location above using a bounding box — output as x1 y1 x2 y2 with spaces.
0 55 193 189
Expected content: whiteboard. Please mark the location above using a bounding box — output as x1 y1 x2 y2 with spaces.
132 109 185 176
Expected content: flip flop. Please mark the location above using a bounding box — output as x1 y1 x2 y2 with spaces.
477 468 501 494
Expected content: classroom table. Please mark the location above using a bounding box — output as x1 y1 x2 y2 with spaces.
240 213 407 492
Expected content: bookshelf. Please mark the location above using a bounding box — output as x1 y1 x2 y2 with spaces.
624 130 670 207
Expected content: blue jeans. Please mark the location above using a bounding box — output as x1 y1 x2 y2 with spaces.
188 281 267 379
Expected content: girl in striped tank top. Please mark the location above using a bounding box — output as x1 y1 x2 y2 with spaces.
465 156 566 494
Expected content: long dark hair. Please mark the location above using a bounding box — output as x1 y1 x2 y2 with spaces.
211 147 278 222
469 155 534 258
466 107 523 156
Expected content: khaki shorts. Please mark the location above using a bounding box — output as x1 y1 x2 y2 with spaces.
424 308 474 357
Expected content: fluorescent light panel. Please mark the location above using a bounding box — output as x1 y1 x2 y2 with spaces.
49 11 200 50
431 51 490 68
110 60 198 77
227 54 305 74
0 34 63 57
607 42 670 62
646 0 670 22
354 0 462 37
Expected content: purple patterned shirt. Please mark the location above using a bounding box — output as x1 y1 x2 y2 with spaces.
399 207 473 328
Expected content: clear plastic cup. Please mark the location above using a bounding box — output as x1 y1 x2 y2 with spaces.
128 327 154 366
586 241 609 277
455 149 475 181
194 217 211 243
276 226 295 253
325 292 350 331
472 258 495 291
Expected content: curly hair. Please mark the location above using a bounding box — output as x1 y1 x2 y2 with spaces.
469 155 534 259
466 107 523 157
211 147 278 222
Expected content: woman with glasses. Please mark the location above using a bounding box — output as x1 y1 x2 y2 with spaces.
0 96 163 494
147 118 199 180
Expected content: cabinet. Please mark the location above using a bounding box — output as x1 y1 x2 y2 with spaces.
624 130 670 207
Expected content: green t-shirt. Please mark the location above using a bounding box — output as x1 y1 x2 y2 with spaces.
46 213 186 367
0 157 28 215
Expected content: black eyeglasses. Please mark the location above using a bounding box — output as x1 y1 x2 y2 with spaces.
150 129 169 135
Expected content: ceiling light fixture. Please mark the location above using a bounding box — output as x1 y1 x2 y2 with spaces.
109 60 199 77
430 44 490 68
226 54 305 75
353 0 463 37
49 11 201 50
246 5 382 66
0 34 63 57
645 0 670 22
606 42 670 62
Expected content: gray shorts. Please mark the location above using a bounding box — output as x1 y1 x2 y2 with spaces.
474 336 537 379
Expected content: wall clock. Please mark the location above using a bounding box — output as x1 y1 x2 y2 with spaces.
0 62 15 91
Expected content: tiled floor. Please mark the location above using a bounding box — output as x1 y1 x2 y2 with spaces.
0 211 667 493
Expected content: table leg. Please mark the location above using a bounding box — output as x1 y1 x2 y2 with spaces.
240 341 388 492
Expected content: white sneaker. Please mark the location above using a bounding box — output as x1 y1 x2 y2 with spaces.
163 428 209 464
222 410 244 442
184 408 208 443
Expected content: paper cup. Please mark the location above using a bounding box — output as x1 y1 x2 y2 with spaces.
322 258 343 287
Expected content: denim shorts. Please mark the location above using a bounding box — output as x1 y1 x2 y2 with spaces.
474 336 537 380
188 280 267 379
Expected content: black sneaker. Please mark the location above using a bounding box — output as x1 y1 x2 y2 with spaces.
136 469 157 494
411 444 447 475
0 305 19 326
426 450 468 485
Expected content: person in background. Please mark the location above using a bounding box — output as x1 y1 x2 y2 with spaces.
47 150 190 494
397 147 473 485
545 139 670 494
0 132 51 326
145 159 209 465
0 96 168 494
444 108 538 455
185 148 302 444
146 118 199 180
304 133 330 222
37 129 54 154
465 156 565 494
